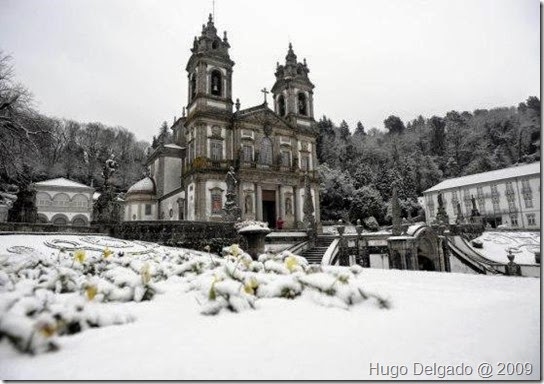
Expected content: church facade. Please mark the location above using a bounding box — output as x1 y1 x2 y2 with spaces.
124 15 321 230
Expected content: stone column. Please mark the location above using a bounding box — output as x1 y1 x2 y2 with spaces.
276 187 281 219
256 184 262 221
293 185 300 228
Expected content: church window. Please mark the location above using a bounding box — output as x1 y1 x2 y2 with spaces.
211 70 222 96
280 150 291 167
212 40 219 49
527 214 536 226
145 204 152 215
278 95 286 116
211 189 222 214
301 153 310 171
297 92 307 116
242 145 253 162
210 139 223 161
190 73 196 101
510 214 519 227
259 137 273 165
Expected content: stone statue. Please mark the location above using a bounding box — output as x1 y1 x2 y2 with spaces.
102 153 119 185
222 166 241 222
226 166 237 194
391 184 402 236
435 192 449 225
93 154 121 224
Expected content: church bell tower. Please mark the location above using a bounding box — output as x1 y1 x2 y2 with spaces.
271 44 315 126
186 14 235 116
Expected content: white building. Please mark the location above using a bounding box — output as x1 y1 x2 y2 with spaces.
422 162 540 229
34 178 94 226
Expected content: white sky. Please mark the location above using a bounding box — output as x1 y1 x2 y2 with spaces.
0 0 539 142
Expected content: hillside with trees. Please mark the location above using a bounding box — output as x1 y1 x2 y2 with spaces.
316 98 540 224
0 52 151 192
0 50 540 226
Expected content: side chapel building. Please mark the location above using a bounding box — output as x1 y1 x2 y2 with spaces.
124 15 321 229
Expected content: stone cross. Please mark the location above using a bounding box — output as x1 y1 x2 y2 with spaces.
261 87 269 104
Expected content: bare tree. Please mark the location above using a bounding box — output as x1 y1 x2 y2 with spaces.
0 51 50 182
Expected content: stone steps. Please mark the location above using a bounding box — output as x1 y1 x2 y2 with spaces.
300 237 335 264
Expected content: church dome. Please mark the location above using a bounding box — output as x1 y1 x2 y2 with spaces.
126 176 156 195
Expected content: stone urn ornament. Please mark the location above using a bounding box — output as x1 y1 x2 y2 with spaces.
235 220 271 259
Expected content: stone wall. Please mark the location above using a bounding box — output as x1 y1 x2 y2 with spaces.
0 220 240 255
113 220 239 254
0 222 100 234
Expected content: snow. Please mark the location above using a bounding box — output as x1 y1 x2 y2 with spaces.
238 224 271 233
424 162 539 192
0 234 540 380
34 177 93 190
474 231 540 265
126 177 155 194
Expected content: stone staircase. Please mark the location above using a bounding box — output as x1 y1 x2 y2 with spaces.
300 236 335 265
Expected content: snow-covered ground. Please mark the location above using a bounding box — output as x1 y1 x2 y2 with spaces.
474 231 540 265
0 234 539 380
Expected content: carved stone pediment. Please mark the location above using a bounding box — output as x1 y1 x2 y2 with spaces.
236 105 292 131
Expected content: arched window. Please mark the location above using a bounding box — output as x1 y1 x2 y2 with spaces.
52 214 68 226
278 95 286 116
259 137 273 165
52 193 70 207
298 93 307 116
212 40 219 49
190 73 197 101
210 70 222 96
72 216 88 226
72 194 89 209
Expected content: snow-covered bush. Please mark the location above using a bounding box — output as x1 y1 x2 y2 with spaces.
0 239 390 355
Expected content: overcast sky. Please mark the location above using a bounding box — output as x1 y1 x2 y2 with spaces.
1 0 539 142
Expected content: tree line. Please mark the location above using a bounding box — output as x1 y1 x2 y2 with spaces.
316 97 540 225
0 52 152 193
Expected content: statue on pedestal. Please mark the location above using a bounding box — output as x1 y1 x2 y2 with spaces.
222 166 241 222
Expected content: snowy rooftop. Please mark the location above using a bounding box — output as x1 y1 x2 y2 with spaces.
424 162 540 193
35 177 93 190
164 143 183 149
127 177 155 195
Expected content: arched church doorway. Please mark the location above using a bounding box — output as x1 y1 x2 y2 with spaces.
262 189 276 229
417 237 437 271
418 255 435 271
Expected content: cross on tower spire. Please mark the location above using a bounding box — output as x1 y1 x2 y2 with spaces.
261 87 269 104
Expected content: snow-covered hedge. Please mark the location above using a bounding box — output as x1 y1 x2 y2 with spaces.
0 242 389 355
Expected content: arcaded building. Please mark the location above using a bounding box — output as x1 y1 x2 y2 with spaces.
125 15 321 229
34 178 94 226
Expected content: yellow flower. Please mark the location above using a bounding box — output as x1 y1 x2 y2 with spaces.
102 247 113 259
285 256 299 272
37 322 56 338
229 244 241 257
209 275 220 300
85 284 98 300
243 277 259 295
73 249 86 263
141 263 151 285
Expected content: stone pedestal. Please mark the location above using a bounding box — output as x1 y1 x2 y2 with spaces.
0 204 9 222
237 225 271 259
